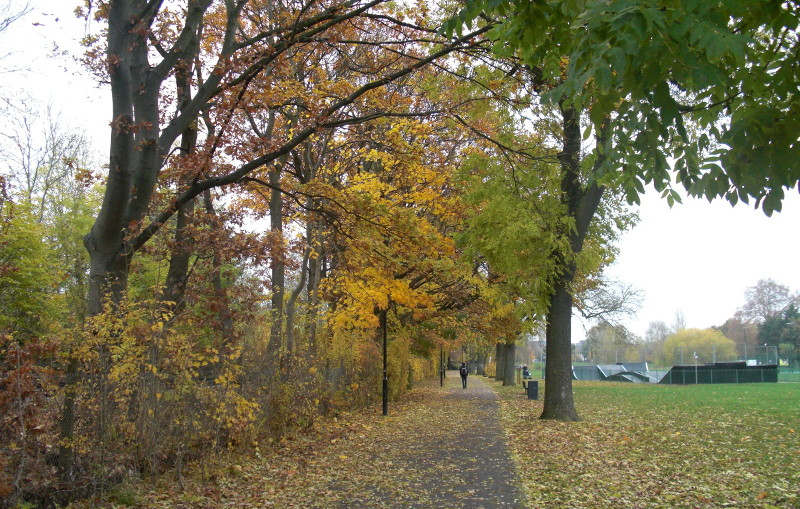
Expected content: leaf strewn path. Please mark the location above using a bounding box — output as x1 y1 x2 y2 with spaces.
135 372 525 508
322 372 524 508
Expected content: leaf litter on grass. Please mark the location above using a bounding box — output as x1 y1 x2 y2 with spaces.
493 380 800 508
79 377 797 508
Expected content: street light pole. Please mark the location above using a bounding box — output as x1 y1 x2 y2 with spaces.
381 308 388 416
439 345 444 387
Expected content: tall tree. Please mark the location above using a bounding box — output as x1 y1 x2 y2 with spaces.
644 320 670 365
0 97 99 328
584 321 637 364
445 0 800 420
663 328 737 365
0 96 92 222
645 321 670 344
81 0 487 318
540 102 606 420
716 315 759 346
738 278 797 324
758 304 799 362
672 309 688 333
456 70 636 419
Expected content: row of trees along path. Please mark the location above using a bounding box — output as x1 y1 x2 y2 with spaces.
136 371 524 508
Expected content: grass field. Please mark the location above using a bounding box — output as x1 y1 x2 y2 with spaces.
494 380 800 508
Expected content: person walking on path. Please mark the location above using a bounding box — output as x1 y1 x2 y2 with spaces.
460 362 468 388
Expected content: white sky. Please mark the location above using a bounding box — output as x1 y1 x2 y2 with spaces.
598 189 800 340
1 1 109 143
5 1 800 343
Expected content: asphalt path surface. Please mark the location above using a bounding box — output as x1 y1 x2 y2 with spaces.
328 371 525 508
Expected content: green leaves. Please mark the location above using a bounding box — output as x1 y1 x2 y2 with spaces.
443 0 800 214
0 202 59 340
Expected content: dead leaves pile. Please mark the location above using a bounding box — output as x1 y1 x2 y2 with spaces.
494 381 800 508
88 377 520 508
76 377 797 508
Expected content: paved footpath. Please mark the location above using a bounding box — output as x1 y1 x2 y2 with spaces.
324 371 525 508
150 372 527 508
125 371 525 509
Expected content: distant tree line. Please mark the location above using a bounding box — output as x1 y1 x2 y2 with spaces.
577 279 799 367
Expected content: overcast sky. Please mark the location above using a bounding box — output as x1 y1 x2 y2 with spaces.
600 190 800 340
5 1 800 343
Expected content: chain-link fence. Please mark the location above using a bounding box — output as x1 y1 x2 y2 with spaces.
569 343 799 384
778 365 800 382
576 344 785 369
670 345 779 366
659 364 778 384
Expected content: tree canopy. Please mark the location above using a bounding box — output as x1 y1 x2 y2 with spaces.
0 200 58 340
444 0 800 214
663 327 737 365
738 278 798 323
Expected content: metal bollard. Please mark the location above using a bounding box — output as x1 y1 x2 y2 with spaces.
526 380 538 400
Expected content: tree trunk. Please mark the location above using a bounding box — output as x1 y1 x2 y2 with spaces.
268 167 285 358
539 102 606 421
56 357 78 482
285 140 323 354
161 52 199 314
502 341 517 386
540 272 580 420
206 191 234 344
285 245 310 354
495 343 505 381
161 200 194 311
306 233 324 356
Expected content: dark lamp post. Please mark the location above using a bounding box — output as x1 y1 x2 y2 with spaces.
381 308 388 416
439 345 444 387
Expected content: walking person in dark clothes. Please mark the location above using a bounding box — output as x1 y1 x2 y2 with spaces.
459 362 468 388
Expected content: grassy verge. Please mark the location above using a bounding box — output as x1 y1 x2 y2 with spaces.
492 379 799 508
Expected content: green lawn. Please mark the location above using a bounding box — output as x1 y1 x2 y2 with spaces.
495 380 800 508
